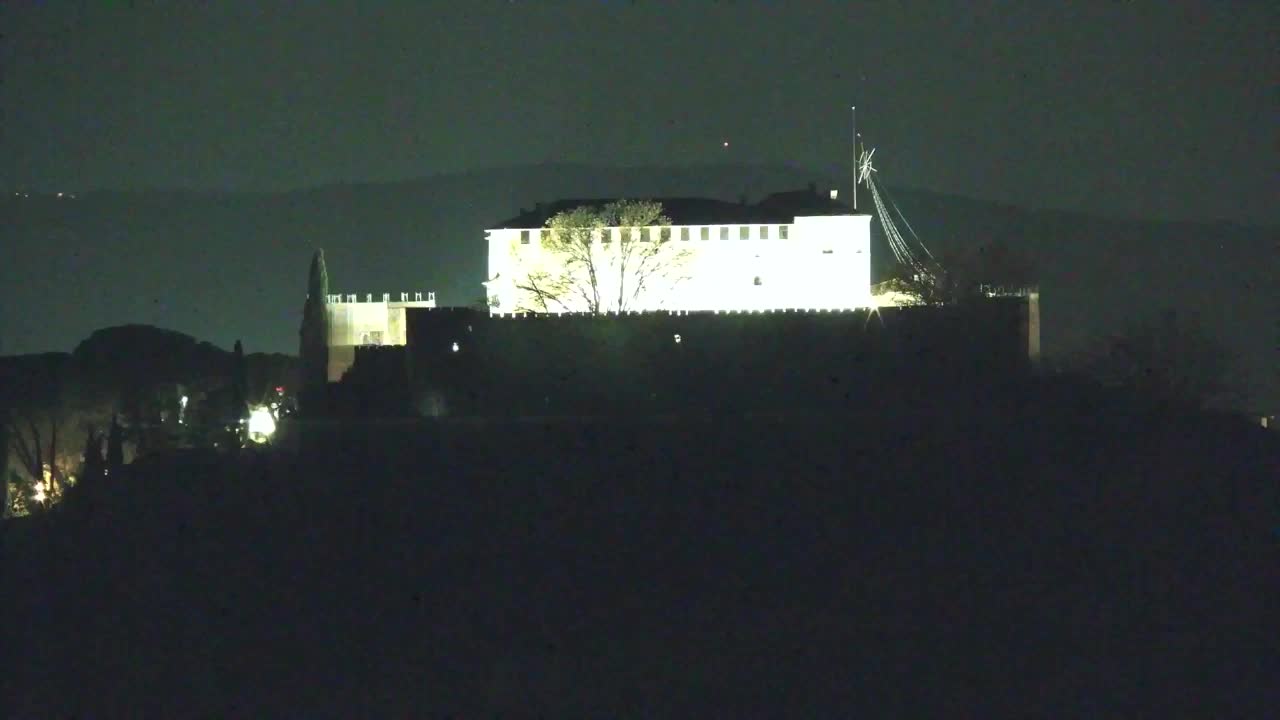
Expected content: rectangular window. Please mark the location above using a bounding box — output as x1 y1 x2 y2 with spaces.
759 225 769 239
619 227 631 242
719 226 729 240
660 227 672 242
740 226 750 240
680 227 690 241
701 227 710 241
779 225 789 240
520 230 530 244
640 227 651 242
599 228 611 243
822 249 834 254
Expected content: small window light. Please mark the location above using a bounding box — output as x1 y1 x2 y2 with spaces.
451 341 459 352
673 333 682 344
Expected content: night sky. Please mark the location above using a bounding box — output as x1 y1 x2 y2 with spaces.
3 0 1275 225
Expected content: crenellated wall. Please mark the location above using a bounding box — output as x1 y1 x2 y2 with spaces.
485 215 872 314
325 291 437 380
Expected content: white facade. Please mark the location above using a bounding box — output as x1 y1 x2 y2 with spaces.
326 292 437 346
325 292 436 381
484 215 873 313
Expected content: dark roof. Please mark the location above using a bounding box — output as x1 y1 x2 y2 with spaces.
492 186 853 229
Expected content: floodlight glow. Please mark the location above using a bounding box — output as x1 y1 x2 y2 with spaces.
451 341 460 352
247 406 276 442
486 214 873 314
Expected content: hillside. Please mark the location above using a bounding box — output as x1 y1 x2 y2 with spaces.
3 378 1278 715
2 163 1276 407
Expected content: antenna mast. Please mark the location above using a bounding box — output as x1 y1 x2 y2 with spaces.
851 106 857 212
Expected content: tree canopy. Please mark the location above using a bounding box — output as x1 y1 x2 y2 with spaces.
513 200 691 314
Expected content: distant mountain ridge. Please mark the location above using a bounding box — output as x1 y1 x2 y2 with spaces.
2 163 1276 408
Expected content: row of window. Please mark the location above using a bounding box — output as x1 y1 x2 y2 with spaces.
519 224 792 244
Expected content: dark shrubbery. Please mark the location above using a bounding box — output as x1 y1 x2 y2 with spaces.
3 371 1276 715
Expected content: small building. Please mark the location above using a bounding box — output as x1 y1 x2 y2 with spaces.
325 292 436 381
483 186 873 315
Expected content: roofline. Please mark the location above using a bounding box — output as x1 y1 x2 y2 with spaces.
486 214 870 232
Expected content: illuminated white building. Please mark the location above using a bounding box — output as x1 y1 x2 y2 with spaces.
483 188 873 314
325 291 436 380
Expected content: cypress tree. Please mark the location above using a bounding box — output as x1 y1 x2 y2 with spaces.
106 413 124 476
299 249 330 412
231 339 250 443
80 429 105 487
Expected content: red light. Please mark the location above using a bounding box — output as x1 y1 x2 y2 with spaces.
275 386 284 393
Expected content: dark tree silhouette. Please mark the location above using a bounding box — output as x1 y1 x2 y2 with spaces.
230 339 250 446
106 413 124 476
79 429 105 489
879 240 1038 306
299 250 330 411
1083 310 1236 410
2 354 70 508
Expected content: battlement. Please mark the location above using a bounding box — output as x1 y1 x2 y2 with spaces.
324 290 438 380
485 214 873 314
326 291 436 305
486 307 870 319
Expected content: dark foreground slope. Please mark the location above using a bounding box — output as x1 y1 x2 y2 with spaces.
3 379 1278 716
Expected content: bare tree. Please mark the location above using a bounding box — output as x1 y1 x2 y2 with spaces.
3 357 70 512
2 354 116 514
876 240 1038 306
513 200 692 313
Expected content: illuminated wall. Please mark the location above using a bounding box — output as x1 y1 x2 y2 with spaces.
484 215 872 314
326 292 436 380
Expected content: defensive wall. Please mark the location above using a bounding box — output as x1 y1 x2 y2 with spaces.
325 291 436 381
392 297 1038 418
